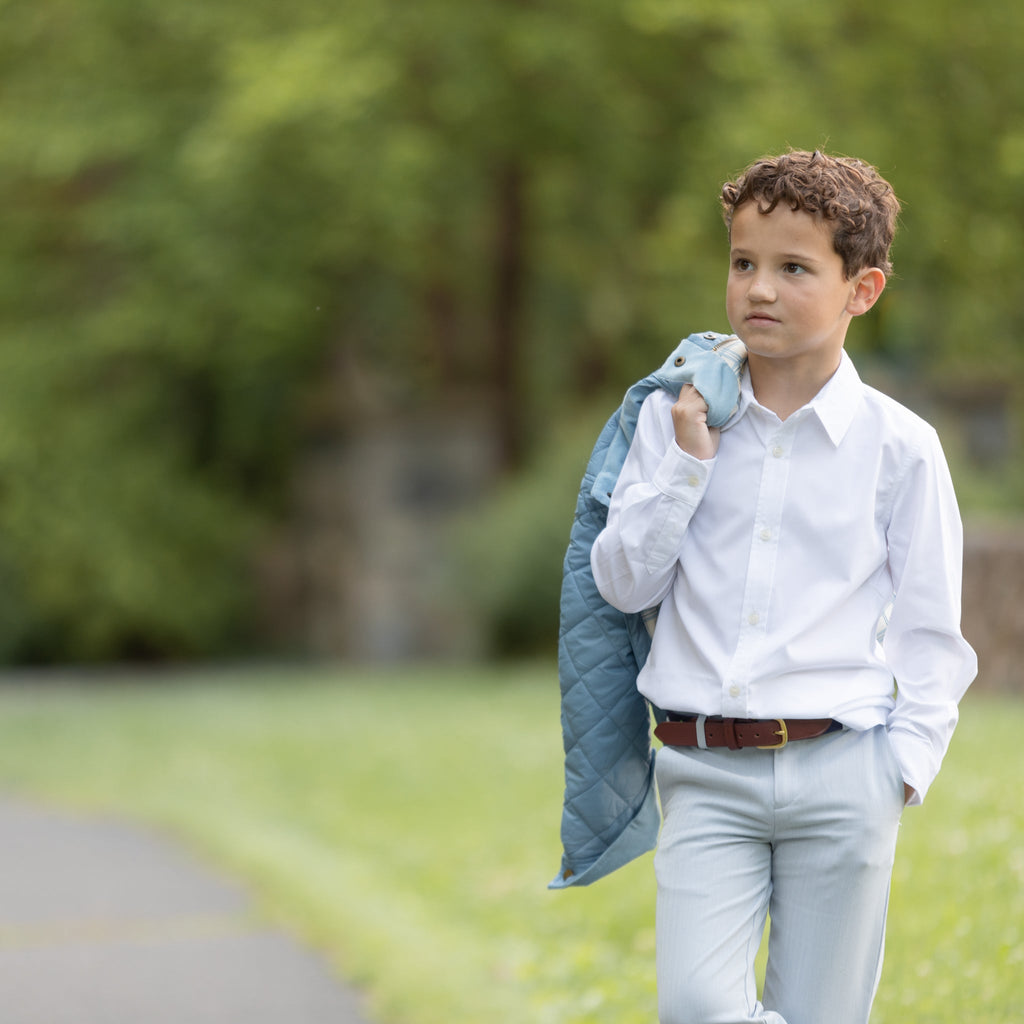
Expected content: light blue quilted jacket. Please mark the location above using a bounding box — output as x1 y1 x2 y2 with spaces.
551 331 746 889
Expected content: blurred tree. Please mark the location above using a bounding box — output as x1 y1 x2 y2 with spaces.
0 0 1022 659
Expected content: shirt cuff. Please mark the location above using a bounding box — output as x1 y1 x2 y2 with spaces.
887 727 933 806
652 442 715 504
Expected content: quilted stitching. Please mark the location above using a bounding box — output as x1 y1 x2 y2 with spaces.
552 471 656 884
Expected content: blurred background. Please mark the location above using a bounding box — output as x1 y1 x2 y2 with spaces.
2 0 1022 679
3 6 1023 1021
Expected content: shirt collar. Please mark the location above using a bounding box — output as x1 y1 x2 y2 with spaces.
721 350 864 447
811 352 864 446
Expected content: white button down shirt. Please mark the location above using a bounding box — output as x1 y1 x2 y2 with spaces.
591 352 977 803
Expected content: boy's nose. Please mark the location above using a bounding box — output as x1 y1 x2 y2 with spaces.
748 275 775 301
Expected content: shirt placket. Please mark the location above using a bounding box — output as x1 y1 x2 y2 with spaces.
722 418 798 716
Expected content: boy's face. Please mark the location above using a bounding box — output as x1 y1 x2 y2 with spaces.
726 202 878 378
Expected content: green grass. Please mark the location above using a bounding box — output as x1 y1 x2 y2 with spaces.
0 662 1019 1024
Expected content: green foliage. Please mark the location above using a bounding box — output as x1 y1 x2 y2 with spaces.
0 666 1019 1023
2 0 1024 658
456 404 611 654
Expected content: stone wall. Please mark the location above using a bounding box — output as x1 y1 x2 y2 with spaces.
259 424 1023 684
256 410 500 661
962 527 1024 693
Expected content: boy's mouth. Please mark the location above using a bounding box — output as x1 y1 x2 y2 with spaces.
746 313 780 325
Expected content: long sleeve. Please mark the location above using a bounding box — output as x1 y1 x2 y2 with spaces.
591 390 715 614
882 426 978 804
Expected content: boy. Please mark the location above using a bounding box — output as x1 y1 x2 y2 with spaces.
590 150 977 1024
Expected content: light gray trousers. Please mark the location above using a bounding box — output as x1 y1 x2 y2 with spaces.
654 725 905 1024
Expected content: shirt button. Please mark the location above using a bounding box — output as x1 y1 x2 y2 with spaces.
687 475 700 488
760 528 772 541
729 684 741 698
772 445 784 458
748 611 760 626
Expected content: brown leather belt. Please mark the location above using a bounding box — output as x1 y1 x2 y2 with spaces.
654 714 838 750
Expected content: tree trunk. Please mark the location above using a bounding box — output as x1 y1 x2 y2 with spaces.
491 159 527 469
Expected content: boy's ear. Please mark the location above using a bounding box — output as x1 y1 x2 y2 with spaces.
847 267 886 317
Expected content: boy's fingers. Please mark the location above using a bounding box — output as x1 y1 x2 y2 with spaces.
682 383 707 407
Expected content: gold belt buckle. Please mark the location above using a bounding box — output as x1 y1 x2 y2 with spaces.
757 718 789 749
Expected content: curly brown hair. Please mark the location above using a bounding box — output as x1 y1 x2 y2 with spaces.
720 150 900 279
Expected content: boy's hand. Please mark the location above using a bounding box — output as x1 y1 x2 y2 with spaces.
672 384 720 461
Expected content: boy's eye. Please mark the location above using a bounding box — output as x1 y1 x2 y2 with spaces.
733 258 753 272
783 263 806 274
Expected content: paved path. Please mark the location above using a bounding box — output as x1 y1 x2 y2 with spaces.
0 796 374 1023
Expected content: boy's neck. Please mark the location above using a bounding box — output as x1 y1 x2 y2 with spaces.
747 352 843 421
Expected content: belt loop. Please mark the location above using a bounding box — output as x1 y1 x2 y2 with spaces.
695 714 708 750
723 717 740 750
